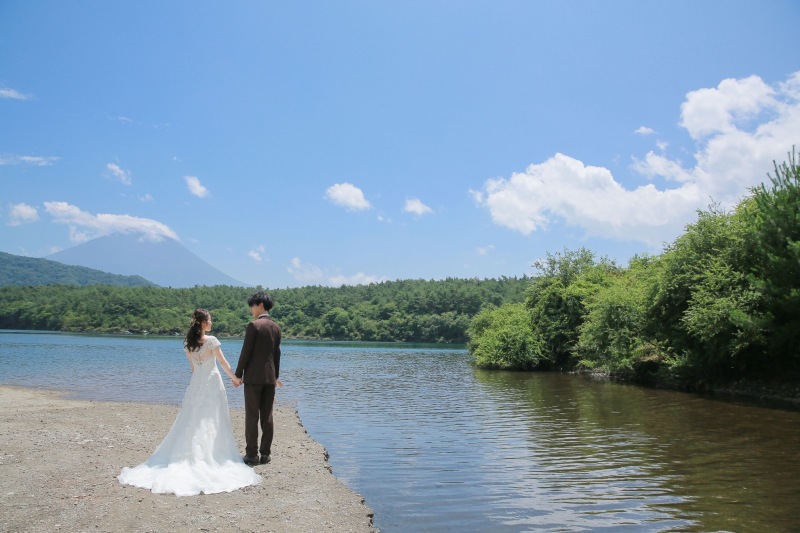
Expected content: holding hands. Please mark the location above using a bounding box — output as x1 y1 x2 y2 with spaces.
229 377 280 389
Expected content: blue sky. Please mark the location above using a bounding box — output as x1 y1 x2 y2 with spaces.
2 1 799 288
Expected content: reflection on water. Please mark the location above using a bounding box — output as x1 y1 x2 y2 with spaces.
1 331 798 532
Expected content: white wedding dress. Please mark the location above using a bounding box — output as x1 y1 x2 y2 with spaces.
118 336 261 496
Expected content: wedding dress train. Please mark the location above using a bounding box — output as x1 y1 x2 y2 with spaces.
118 336 261 496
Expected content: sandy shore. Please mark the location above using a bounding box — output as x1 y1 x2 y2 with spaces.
0 386 375 533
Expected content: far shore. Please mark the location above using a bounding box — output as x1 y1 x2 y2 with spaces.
0 386 376 533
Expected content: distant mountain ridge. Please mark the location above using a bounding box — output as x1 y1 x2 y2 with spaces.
0 251 155 287
46 233 246 288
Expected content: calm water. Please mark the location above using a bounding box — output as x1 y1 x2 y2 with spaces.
1 331 798 532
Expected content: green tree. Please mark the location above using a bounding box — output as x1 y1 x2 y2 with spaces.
468 303 545 369
526 248 616 368
744 149 800 371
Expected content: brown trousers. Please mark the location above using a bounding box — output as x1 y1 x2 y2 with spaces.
243 383 276 458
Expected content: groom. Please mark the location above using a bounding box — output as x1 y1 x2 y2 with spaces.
235 290 282 466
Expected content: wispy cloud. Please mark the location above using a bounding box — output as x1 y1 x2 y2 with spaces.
287 257 326 284
635 126 655 135
403 198 433 216
184 175 209 198
0 87 30 100
7 203 39 226
44 201 178 243
248 245 266 262
324 183 371 211
0 154 59 166
287 257 384 286
106 163 132 185
329 272 384 286
474 71 800 248
477 244 494 256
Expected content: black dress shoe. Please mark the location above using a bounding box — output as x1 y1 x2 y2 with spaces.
243 455 259 466
259 454 271 464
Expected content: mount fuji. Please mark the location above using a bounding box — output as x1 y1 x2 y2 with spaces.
47 233 247 288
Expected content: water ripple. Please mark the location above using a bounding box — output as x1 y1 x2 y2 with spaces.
2 332 799 532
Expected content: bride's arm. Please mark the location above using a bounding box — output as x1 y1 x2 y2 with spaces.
213 347 238 381
184 348 195 372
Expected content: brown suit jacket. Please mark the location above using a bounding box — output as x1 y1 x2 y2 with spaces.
235 315 281 384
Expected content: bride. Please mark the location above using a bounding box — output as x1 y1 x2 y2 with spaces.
118 309 261 496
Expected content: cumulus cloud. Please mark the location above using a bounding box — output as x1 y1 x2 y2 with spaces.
287 257 384 286
404 198 433 216
474 72 800 247
635 126 655 135
248 245 266 262
184 175 209 198
0 87 30 100
324 183 371 211
8 203 39 226
0 154 59 166
106 163 132 185
43 201 178 243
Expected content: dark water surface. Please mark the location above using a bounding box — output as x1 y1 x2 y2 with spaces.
1 331 798 532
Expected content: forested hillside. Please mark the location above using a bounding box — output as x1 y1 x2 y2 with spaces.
0 276 529 343
0 252 155 287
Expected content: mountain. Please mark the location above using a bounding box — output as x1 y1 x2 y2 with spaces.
46 233 247 288
0 251 155 287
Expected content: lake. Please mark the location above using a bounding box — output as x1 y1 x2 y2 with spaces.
1 331 798 532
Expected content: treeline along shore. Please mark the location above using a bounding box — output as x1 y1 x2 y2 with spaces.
0 277 530 343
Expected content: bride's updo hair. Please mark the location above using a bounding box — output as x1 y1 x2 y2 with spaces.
185 308 210 352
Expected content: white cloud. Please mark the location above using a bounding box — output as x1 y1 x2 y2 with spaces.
329 272 384 286
0 87 30 100
635 126 655 135
8 203 39 226
287 257 384 286
404 198 433 216
287 257 326 284
43 201 178 243
184 175 209 198
248 245 266 262
138 193 154 202
106 163 132 185
324 183 371 211
474 71 800 248
477 245 494 256
0 154 59 166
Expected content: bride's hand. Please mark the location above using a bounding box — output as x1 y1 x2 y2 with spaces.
276 379 284 388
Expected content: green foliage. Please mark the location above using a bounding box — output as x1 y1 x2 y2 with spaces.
649 204 769 379
576 255 661 379
744 149 800 367
0 252 154 287
467 303 545 369
525 248 618 368
0 276 529 343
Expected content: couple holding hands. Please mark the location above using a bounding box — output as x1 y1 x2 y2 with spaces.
118 291 282 496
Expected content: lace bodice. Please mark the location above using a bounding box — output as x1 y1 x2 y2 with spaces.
187 336 221 366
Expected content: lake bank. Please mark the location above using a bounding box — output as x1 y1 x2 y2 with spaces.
0 386 375 533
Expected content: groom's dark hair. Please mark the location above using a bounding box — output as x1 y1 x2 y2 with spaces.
248 291 274 311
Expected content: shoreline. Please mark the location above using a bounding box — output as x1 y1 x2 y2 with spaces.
0 386 376 533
